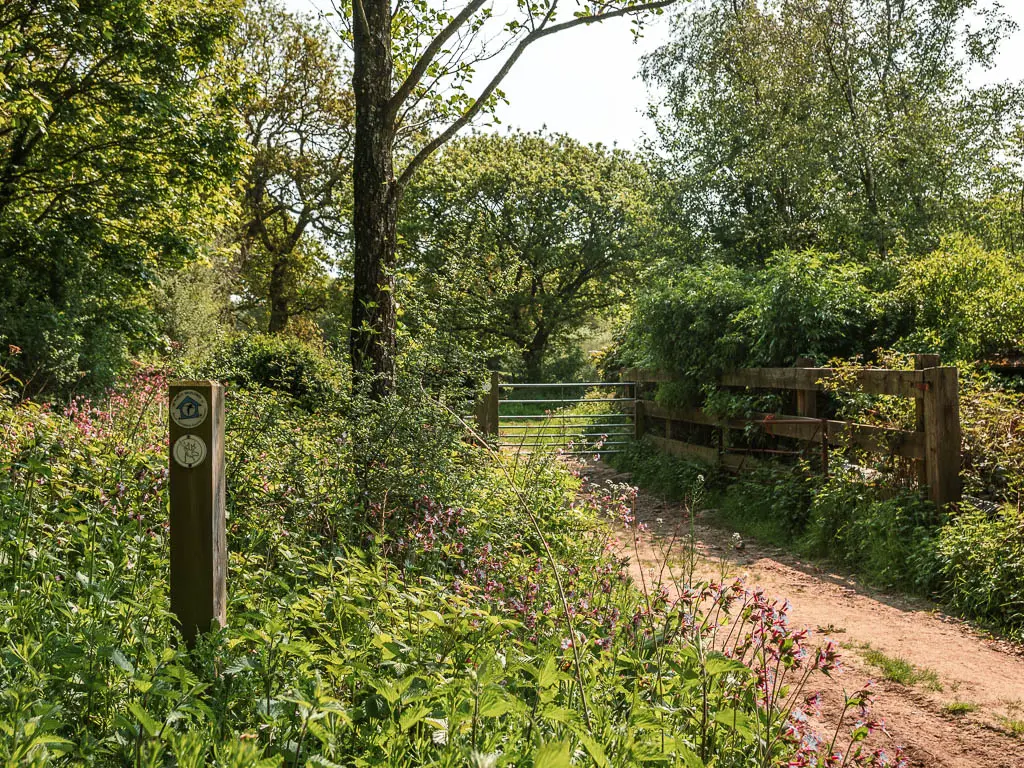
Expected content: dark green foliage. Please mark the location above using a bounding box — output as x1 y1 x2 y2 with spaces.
628 261 755 386
800 472 940 594
0 0 241 394
625 238 1024 393
608 438 725 501
624 250 880 387
742 251 876 365
201 335 344 411
934 504 1024 631
400 131 653 380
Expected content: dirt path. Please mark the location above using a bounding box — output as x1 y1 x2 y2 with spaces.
591 465 1024 767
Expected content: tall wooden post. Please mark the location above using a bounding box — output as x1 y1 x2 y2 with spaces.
921 365 961 508
794 357 817 418
169 381 226 647
475 371 500 436
634 395 646 440
913 354 941 488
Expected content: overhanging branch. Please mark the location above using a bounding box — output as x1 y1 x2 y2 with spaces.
394 0 677 192
388 0 489 122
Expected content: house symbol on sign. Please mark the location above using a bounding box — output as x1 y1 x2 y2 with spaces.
175 395 202 422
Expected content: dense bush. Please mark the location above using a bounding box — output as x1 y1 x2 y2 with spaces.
890 236 1024 362
934 503 1024 630
625 250 878 386
625 236 1024 392
626 262 756 397
801 473 940 594
200 334 345 411
740 250 877 366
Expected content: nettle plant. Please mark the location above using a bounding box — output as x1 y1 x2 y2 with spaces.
0 365 900 766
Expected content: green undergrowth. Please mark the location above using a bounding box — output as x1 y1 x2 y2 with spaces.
610 440 1024 639
0 355 886 767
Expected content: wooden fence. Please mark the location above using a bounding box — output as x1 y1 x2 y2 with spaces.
621 354 962 507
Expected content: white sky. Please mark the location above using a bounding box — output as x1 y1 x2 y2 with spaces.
291 1 1024 150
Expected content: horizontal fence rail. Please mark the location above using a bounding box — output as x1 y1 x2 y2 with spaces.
623 353 961 507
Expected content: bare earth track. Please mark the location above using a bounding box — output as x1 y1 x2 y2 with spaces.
591 465 1024 767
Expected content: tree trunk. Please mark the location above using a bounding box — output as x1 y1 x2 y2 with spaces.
350 0 398 397
267 255 289 333
523 326 549 381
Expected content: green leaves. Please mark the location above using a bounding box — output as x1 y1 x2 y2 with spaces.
644 0 1021 265
0 356 804 766
0 0 243 394
533 739 572 768
399 131 655 379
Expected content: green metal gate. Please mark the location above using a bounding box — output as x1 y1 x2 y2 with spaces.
478 379 637 456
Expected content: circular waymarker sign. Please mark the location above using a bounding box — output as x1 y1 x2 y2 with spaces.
173 434 207 469
170 389 209 429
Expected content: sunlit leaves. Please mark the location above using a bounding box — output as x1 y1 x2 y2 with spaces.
400 130 654 377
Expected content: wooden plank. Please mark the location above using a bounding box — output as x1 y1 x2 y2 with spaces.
719 367 925 397
641 400 924 459
922 367 962 507
634 399 647 440
649 435 719 465
169 380 227 647
642 401 726 428
620 367 679 383
769 419 925 460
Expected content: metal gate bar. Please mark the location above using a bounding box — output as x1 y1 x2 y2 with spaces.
494 380 637 456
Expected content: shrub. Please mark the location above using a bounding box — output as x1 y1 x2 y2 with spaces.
891 235 1024 362
801 472 940 593
934 503 1024 633
742 249 877 365
201 334 344 410
625 250 879 399
626 261 755 396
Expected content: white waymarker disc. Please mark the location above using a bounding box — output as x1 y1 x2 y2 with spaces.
172 434 207 469
170 389 209 429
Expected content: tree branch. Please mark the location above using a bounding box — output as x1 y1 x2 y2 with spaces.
394 0 676 192
388 0 489 121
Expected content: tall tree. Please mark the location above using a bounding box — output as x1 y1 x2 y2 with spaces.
228 0 354 334
0 0 239 392
643 0 1021 263
401 132 652 379
338 0 677 395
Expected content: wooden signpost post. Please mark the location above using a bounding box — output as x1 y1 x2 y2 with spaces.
168 380 226 647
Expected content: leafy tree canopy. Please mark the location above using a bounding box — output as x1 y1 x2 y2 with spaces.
399 131 653 379
643 0 1023 264
0 0 241 393
225 0 355 336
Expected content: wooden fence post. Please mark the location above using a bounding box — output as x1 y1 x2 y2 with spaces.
488 371 500 436
921 365 961 508
794 357 818 418
794 357 827 474
634 392 646 440
476 371 500 436
913 354 941 488
169 380 226 647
